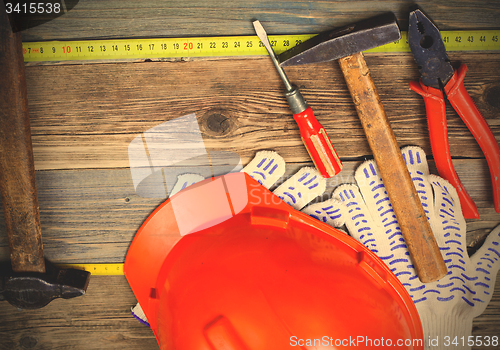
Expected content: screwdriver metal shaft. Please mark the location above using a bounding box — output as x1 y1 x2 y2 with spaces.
253 20 342 178
253 21 293 92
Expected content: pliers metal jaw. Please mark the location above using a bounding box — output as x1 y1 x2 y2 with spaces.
408 8 500 219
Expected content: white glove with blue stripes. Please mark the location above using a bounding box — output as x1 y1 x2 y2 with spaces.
303 146 500 349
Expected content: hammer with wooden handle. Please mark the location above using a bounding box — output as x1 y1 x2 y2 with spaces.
278 13 447 283
0 4 90 309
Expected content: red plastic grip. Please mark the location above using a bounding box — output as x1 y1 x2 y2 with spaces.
444 64 500 214
292 106 342 178
409 80 480 219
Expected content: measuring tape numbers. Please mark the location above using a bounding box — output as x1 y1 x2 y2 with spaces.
22 30 500 62
22 34 311 62
58 263 124 275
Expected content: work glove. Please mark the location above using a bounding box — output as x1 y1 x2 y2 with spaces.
302 146 500 350
243 150 325 210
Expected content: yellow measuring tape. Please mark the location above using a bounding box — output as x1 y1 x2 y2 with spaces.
23 30 500 62
58 263 124 276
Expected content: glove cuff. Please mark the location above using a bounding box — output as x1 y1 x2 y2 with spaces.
418 307 473 350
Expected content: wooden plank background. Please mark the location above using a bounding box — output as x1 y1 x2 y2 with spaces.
1 0 500 349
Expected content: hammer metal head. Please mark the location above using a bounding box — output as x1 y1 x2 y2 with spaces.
278 12 401 66
0 259 90 309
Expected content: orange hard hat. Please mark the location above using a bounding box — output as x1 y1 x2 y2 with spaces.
124 172 423 349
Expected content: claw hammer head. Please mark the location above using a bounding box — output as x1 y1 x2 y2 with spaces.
278 12 401 66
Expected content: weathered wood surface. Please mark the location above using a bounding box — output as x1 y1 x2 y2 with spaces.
20 53 500 170
19 0 500 42
0 277 159 350
1 0 499 349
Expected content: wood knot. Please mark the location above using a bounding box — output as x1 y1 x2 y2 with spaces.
19 336 37 349
484 84 500 110
200 109 235 137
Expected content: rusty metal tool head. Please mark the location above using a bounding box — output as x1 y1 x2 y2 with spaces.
278 12 401 66
0 1 91 309
276 13 447 283
408 9 454 90
0 260 90 309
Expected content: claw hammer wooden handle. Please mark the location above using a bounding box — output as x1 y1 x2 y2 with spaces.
339 52 447 283
0 7 45 273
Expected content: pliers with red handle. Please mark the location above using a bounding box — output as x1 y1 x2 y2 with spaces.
408 9 500 219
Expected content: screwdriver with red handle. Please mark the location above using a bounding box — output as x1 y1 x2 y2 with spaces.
252 20 342 178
